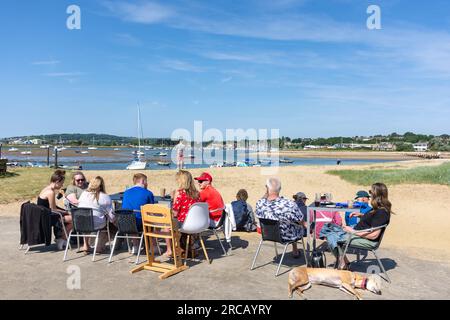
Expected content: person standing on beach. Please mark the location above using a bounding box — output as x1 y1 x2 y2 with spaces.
175 140 185 171
194 172 225 227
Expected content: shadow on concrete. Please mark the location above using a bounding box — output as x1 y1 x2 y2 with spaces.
348 258 397 273
229 235 250 250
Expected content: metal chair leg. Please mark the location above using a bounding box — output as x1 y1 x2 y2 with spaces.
63 231 73 262
136 233 145 265
276 244 289 277
373 250 391 283
108 232 119 263
92 231 100 262
300 238 308 265
107 223 112 252
126 235 131 253
156 238 162 256
213 230 227 256
251 240 263 270
274 243 279 257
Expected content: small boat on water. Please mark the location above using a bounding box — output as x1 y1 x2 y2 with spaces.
26 162 46 168
8 148 19 152
259 158 272 165
114 148 120 151
279 158 294 164
157 161 171 166
132 150 145 156
40 145 50 149
127 104 147 170
88 147 98 150
81 151 89 154
127 159 147 170
21 151 32 155
157 152 168 157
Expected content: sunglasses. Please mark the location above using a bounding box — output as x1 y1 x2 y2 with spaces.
76 179 85 182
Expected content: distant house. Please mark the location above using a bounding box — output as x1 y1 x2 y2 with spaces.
303 145 321 150
30 139 43 145
373 142 397 151
413 142 428 152
11 139 24 145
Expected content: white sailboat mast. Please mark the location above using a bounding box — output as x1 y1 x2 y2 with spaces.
137 104 142 151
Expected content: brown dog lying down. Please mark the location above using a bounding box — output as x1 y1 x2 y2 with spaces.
288 267 382 300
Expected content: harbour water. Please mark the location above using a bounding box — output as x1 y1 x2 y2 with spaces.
2 147 404 170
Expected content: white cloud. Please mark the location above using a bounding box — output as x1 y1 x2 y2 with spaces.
102 0 174 24
113 33 143 46
32 60 61 65
161 59 205 72
44 72 85 77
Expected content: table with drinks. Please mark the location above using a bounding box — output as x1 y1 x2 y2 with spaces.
305 193 361 262
110 189 173 210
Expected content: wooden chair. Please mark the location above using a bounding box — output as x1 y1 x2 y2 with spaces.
130 204 188 280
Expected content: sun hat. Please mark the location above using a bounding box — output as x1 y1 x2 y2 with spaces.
355 190 370 199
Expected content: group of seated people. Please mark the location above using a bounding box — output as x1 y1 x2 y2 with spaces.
255 177 391 269
36 169 258 257
37 169 391 270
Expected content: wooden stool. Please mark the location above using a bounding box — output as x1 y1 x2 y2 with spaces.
131 204 188 280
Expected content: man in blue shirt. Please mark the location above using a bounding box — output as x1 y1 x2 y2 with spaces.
122 174 155 253
345 190 372 227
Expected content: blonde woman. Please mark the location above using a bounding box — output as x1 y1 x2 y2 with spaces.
78 176 115 253
164 170 200 257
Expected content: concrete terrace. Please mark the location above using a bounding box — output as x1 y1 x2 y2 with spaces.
1 216 449 300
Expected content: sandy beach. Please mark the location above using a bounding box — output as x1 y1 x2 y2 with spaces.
271 150 450 160
2 158 449 264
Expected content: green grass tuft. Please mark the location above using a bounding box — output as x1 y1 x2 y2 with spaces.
327 162 450 186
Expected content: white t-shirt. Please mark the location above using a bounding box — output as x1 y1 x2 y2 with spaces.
78 191 114 230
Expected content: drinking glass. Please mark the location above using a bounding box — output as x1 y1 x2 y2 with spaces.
314 193 321 207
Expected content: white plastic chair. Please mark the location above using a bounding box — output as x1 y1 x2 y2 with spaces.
179 202 211 265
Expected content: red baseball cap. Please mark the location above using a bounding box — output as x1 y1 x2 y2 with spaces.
194 172 213 182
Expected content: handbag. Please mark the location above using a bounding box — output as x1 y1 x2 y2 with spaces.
310 250 327 268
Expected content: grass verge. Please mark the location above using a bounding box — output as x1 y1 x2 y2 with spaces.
327 162 450 186
0 168 61 204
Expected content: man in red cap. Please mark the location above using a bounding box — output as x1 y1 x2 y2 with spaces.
194 172 225 227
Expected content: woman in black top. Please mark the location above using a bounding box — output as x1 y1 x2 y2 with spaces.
338 183 392 268
38 170 73 248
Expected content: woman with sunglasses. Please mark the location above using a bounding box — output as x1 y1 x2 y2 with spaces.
320 182 392 270
65 171 89 207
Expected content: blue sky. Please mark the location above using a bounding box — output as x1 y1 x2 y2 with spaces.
1 0 449 138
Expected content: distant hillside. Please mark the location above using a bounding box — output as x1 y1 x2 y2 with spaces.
1 134 178 147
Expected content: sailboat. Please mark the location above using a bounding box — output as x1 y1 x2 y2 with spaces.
88 137 98 150
127 104 147 170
